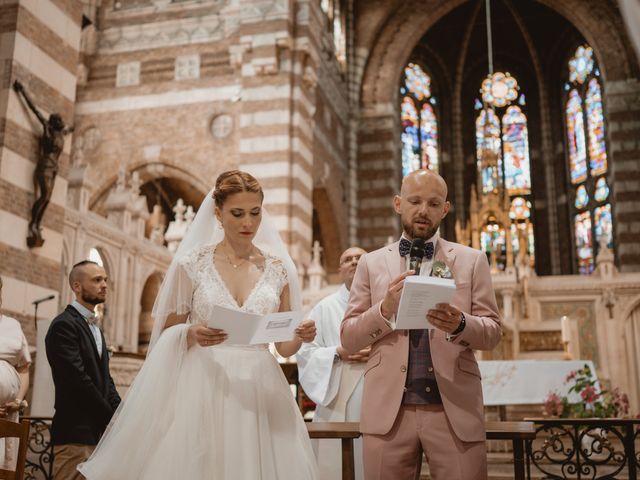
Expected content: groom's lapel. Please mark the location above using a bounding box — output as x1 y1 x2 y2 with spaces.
434 238 456 271
384 241 404 281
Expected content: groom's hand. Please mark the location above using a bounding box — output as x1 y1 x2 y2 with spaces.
427 303 463 334
380 271 414 319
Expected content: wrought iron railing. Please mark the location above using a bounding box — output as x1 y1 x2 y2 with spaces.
17 416 640 479
526 418 640 479
21 417 53 480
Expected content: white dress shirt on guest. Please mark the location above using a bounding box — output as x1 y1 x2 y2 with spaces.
71 301 102 357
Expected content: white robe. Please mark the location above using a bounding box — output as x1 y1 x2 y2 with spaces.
297 285 364 480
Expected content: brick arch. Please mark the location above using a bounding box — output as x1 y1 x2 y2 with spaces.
359 0 466 110
359 0 637 112
537 0 638 81
89 162 209 214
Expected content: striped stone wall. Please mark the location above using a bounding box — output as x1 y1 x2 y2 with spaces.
0 0 82 342
607 79 640 272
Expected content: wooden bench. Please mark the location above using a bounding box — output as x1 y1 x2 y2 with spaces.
307 420 535 480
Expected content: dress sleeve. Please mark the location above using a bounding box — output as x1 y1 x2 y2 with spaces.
271 258 290 297
16 328 32 369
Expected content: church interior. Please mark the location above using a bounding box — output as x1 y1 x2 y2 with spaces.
1 0 640 478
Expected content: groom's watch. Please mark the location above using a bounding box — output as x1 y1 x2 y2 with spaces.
333 352 341 364
451 313 466 336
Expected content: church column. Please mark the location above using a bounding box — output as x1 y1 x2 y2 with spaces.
357 106 402 250
606 79 640 272
0 0 82 341
234 0 318 266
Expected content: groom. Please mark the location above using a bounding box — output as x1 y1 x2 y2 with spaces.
341 169 501 480
46 260 121 480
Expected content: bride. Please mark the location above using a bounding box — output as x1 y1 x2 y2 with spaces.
79 170 319 479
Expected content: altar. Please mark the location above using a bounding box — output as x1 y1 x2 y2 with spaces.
478 360 598 406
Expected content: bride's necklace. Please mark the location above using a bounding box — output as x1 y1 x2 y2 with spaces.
221 245 251 269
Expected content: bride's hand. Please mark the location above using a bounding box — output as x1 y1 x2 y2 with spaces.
294 320 316 343
187 324 228 348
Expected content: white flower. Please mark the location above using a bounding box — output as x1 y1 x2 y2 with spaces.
432 261 453 279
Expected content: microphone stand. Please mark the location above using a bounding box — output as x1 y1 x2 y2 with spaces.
32 295 55 331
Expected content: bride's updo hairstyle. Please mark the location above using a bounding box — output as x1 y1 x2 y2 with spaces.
212 170 264 208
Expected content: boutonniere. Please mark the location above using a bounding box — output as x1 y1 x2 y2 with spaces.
432 261 453 279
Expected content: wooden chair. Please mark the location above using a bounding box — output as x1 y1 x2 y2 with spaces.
0 418 31 480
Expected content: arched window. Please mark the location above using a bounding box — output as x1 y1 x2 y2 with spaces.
400 63 439 176
89 247 105 267
564 45 612 275
475 72 534 264
476 108 502 194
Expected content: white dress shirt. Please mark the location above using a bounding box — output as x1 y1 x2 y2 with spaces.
71 300 103 357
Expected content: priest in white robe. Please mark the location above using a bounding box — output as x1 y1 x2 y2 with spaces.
298 247 369 480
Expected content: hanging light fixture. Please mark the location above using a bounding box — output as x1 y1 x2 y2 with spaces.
480 0 519 109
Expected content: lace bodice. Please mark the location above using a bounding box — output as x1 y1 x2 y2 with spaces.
179 244 289 328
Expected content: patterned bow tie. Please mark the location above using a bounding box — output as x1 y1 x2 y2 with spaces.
399 238 434 260
87 315 98 326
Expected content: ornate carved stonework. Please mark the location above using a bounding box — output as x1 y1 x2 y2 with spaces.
99 14 228 53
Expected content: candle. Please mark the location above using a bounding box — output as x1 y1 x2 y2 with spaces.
560 316 570 343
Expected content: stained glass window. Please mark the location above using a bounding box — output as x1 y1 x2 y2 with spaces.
404 64 431 100
509 197 531 220
575 185 589 209
400 63 438 176
574 211 594 274
401 97 420 175
585 79 607 176
420 104 439 171
476 108 502 194
594 178 609 202
569 45 594 84
565 44 613 275
509 198 535 260
481 221 507 270
511 222 535 260
481 72 519 108
566 89 587 184
502 106 531 195
594 204 613 248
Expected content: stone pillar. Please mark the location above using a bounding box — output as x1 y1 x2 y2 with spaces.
357 107 401 250
233 0 318 265
606 79 640 272
0 1 82 341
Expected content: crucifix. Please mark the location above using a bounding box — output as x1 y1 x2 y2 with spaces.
14 80 74 248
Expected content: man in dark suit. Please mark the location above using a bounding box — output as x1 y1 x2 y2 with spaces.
46 260 121 480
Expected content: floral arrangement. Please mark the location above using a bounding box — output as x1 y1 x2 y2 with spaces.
543 364 630 418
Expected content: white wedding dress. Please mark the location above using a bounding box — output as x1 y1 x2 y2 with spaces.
79 245 319 480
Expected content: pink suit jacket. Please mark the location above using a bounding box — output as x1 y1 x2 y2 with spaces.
341 238 502 442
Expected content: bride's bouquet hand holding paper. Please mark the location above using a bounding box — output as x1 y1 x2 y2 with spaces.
208 304 304 344
395 275 456 330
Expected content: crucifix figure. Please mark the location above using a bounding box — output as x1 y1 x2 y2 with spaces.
14 80 74 247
